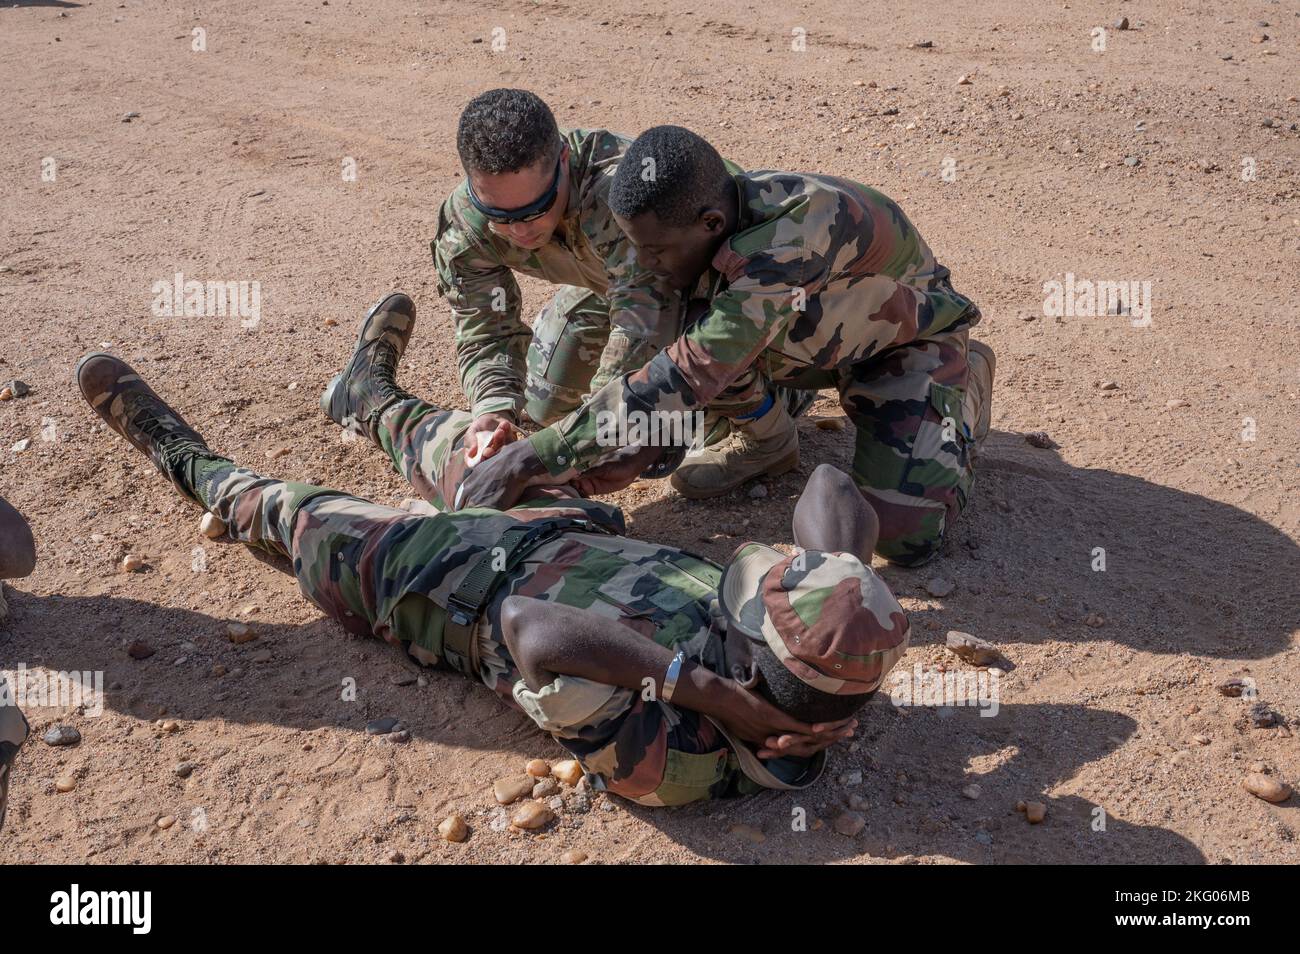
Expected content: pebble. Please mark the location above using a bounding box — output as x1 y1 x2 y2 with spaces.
833 810 866 837
226 622 256 644
199 512 227 538
1123 155 1140 167
560 849 587 864
211 664 227 677
323 317 339 328
1084 613 1106 629
438 812 469 842
925 578 954 598
121 111 140 122
1242 773 1291 803
814 417 846 431
487 807 510 832
127 640 155 660
525 758 551 778
388 850 405 863
847 793 870 811
493 775 536 805
548 795 565 811
956 74 972 85
55 775 76 792
385 729 411 743
1024 431 1054 448
174 761 197 778
1098 380 1119 391
160 720 179 733
511 801 555 831
945 630 1010 668
532 776 560 799
391 673 417 687
552 760 583 786
1248 703 1279 728
365 717 400 735
748 484 768 499
599 800 615 813
156 815 176 830
1217 678 1250 697
1165 399 1190 410
1191 734 1211 746
1024 801 1047 823
250 649 272 664
0 380 29 400
570 792 592 813
1114 16 1129 30
43 725 81 747
121 554 144 572
909 40 933 49
961 783 981 800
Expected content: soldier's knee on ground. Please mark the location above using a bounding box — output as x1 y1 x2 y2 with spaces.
857 487 953 567
523 385 583 427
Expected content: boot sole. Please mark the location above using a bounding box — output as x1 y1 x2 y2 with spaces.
670 449 801 500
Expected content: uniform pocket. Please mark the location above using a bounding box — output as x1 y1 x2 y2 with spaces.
644 748 729 806
929 382 973 443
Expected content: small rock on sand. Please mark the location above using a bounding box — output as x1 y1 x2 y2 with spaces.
525 758 551 778
532 776 559 799
199 512 227 538
156 815 176 830
552 760 583 786
43 725 81 747
494 775 536 805
962 783 981 800
365 717 399 735
833 811 866 837
925 578 954 598
438 812 469 842
1024 431 1054 448
945 630 1010 668
227 622 256 644
1024 801 1047 823
121 554 144 573
1217 678 1250 697
511 801 555 831
1242 773 1291 803
560 849 588 864
127 640 155 660
174 761 198 778
55 775 76 793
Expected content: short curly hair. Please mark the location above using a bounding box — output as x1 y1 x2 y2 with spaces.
609 125 731 226
754 642 873 725
457 89 561 175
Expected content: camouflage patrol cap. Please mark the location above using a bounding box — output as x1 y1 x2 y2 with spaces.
719 543 909 696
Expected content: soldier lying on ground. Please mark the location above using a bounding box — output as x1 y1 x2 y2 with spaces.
0 495 37 832
73 294 909 806
434 88 805 482
457 125 997 566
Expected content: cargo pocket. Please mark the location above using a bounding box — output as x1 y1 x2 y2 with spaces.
928 382 973 445
644 748 729 807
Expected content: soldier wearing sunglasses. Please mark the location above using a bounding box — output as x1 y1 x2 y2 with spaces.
433 89 802 486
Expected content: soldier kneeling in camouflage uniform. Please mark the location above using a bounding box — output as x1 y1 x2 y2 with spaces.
73 295 910 806
459 126 996 567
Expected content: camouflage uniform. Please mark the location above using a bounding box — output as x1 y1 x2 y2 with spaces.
529 172 984 565
433 127 772 425
173 396 838 805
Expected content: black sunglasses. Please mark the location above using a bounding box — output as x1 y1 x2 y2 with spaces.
467 152 565 225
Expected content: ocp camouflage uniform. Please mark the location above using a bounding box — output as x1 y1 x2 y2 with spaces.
178 396 825 805
433 127 772 426
529 171 985 565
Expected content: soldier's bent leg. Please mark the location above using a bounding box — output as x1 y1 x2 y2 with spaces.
840 327 985 566
523 286 611 426
372 400 475 510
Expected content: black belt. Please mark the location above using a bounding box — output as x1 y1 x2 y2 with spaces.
440 517 611 676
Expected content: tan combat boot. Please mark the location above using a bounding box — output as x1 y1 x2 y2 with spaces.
670 401 800 499
965 339 996 453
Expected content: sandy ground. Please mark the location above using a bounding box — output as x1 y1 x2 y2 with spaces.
1 0 1298 865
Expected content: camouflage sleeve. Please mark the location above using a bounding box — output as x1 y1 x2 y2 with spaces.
529 255 805 475
433 201 530 420
585 230 684 396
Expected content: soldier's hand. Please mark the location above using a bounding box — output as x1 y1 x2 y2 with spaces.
457 437 550 510
714 682 857 758
465 412 518 460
